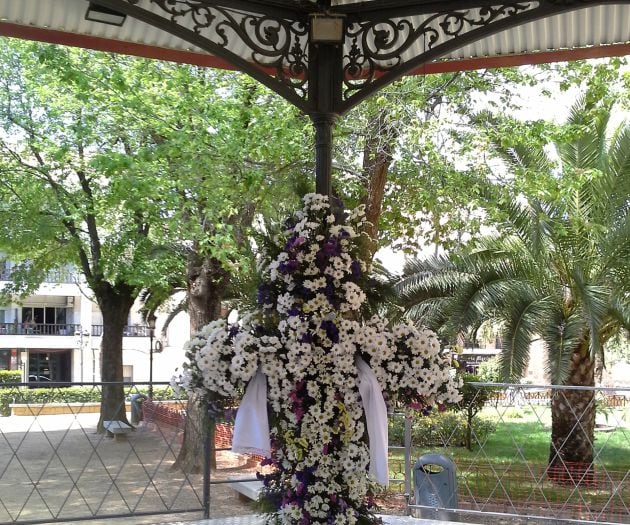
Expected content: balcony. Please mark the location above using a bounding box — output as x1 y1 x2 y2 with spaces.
1 269 78 284
91 325 151 337
0 323 81 336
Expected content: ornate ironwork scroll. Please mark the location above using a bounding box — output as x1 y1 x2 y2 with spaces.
98 0 624 117
122 0 310 108
341 2 537 107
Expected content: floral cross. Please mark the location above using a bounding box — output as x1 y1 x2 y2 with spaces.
175 194 460 525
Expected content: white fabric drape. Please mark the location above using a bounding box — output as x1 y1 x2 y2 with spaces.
232 368 272 457
231 360 389 485
356 357 389 486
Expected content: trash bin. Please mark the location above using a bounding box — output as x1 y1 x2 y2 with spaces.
413 453 458 521
130 393 148 425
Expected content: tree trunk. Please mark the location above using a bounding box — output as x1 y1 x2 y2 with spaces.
173 254 228 473
96 287 135 435
361 109 397 260
548 342 596 484
174 392 208 474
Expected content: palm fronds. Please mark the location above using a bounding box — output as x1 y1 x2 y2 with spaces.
396 92 629 385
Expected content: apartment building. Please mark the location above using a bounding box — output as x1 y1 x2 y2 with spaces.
0 261 189 385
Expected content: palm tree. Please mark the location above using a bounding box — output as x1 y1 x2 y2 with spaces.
396 95 630 481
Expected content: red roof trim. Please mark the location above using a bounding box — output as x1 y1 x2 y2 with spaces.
2 21 629 76
414 44 630 74
0 21 238 70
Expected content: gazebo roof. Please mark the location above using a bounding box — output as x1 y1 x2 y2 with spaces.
2 1 629 85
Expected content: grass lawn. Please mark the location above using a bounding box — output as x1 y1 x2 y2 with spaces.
386 405 630 519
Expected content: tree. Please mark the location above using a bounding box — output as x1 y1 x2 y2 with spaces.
0 40 183 430
138 73 312 472
396 92 630 480
0 38 313 436
455 373 497 451
334 69 535 259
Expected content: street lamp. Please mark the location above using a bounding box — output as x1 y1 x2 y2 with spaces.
74 328 89 383
147 314 156 399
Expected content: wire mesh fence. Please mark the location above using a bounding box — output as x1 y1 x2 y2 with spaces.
1 382 629 524
397 383 630 524
0 382 205 525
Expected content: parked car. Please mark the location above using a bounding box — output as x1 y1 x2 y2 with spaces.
28 375 51 387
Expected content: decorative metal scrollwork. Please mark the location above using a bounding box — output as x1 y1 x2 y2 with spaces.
127 0 309 100
343 2 535 100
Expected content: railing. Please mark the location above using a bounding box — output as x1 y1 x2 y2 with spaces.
0 323 81 335
90 325 151 337
2 381 629 524
42 268 77 284
0 268 77 284
0 381 206 525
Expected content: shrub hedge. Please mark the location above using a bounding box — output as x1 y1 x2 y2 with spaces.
0 386 181 417
389 410 496 449
0 370 21 384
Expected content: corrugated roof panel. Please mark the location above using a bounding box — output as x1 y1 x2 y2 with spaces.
440 6 630 62
0 0 628 71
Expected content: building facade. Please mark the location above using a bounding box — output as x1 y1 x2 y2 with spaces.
0 261 189 385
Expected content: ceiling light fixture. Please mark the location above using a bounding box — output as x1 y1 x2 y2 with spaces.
310 13 344 43
85 2 126 27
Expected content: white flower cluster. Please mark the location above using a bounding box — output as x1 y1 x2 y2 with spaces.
174 320 259 399
364 318 462 408
177 194 461 525
259 193 369 319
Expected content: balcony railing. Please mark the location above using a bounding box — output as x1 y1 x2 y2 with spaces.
91 325 150 337
0 268 78 284
0 323 81 335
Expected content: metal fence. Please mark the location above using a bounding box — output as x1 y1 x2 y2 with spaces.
90 325 152 337
1 382 629 524
397 383 630 525
0 382 207 525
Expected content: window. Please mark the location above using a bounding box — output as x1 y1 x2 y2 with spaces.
22 307 71 333
0 260 9 280
122 365 133 383
0 349 10 370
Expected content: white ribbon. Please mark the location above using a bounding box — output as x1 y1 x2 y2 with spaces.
231 360 389 487
356 356 389 486
232 368 272 457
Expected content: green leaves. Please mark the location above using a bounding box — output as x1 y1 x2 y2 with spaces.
0 38 314 305
397 79 630 385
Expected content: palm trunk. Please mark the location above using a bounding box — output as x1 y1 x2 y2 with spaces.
548 342 596 483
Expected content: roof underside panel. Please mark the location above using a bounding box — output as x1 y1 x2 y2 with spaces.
0 0 629 73
447 5 630 59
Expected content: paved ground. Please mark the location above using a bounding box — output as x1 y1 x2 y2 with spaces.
0 413 256 525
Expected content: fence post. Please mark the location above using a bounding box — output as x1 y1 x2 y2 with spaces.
404 413 412 514
203 401 212 519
